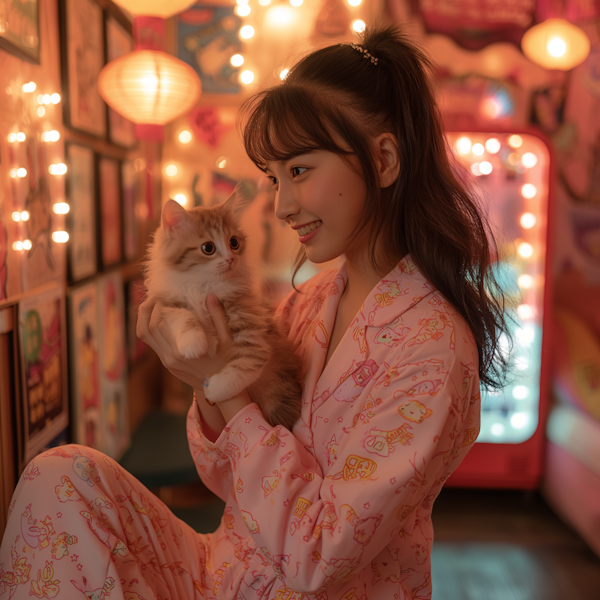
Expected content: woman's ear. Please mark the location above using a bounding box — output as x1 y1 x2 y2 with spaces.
375 133 400 189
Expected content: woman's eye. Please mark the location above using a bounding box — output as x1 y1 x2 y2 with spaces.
291 167 307 178
230 237 240 250
201 242 215 255
267 175 278 186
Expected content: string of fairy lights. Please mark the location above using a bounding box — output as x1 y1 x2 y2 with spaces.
6 81 69 253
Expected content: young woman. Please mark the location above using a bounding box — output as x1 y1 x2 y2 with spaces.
0 24 509 600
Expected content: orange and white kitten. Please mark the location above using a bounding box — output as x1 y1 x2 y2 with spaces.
144 190 303 430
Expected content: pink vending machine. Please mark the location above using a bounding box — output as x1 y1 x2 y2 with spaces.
444 129 555 489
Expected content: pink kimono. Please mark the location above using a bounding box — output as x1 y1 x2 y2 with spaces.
0 255 480 600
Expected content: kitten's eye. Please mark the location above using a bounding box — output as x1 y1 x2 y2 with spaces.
230 237 240 251
201 242 215 255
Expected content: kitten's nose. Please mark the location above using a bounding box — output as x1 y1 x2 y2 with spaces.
226 257 234 264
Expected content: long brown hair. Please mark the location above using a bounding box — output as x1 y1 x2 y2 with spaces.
239 24 511 390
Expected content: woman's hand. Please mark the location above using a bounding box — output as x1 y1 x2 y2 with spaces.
136 294 252 423
136 294 232 392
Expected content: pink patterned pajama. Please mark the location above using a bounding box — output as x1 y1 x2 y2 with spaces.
0 256 481 600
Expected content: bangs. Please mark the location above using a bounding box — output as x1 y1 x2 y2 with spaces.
240 84 352 171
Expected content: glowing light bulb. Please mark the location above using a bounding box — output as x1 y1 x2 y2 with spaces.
508 134 523 148
348 0 362 5
41 130 60 142
51 93 61 104
279 68 289 80
230 54 244 67
12 211 21 222
42 94 51 104
12 241 23 251
511 412 530 429
22 239 32 251
266 6 293 26
520 212 536 229
20 211 29 221
456 136 471 154
7 133 17 142
516 326 535 345
53 202 70 214
240 25 255 39
179 130 192 144
290 0 303 5
472 143 484 156
352 19 366 33
547 37 567 57
22 81 36 93
521 184 537 199
512 385 528 400
16 168 27 178
16 132 25 142
521 152 538 168
236 0 249 4
216 156 231 169
37 106 45 117
240 70 255 84
258 0 271 5
165 164 178 177
236 4 251 16
173 193 188 206
517 274 533 289
485 138 501 154
470 163 482 176
491 423 505 436
517 304 534 319
515 356 529 371
36 94 44 104
479 161 493 175
49 163 67 175
52 231 69 243
518 242 534 258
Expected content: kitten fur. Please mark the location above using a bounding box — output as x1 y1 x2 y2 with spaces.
143 189 303 430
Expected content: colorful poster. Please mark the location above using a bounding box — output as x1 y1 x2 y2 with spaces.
0 0 40 64
68 281 101 450
62 0 106 136
98 157 122 268
106 16 135 148
66 144 96 282
177 5 242 95
121 160 138 262
97 271 128 459
18 286 68 462
407 0 536 51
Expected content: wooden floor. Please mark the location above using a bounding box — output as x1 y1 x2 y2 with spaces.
431 488 600 600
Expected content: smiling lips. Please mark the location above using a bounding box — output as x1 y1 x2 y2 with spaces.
296 220 322 236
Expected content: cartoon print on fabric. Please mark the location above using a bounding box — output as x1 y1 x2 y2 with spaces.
20 505 55 549
0 548 32 597
406 311 451 346
55 476 81 503
333 359 379 402
71 576 115 600
72 453 96 487
398 400 433 423
30 560 60 599
51 532 78 560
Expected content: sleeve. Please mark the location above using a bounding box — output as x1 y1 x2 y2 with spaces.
211 332 480 594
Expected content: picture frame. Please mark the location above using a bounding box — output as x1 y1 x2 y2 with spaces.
59 0 107 137
121 160 138 262
105 14 136 148
18 285 69 463
65 143 97 283
97 271 128 459
68 281 102 450
0 0 41 64
97 156 123 268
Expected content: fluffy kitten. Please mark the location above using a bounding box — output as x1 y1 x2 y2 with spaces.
143 189 303 430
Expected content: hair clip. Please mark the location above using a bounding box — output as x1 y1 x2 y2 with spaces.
350 42 379 65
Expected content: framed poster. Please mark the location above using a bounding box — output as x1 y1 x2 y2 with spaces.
121 160 138 262
0 0 40 64
98 156 122 268
66 144 97 282
177 5 242 95
18 286 69 463
105 15 135 148
59 0 107 137
68 281 101 450
97 272 128 459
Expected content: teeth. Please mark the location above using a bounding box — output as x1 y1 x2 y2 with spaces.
298 220 322 236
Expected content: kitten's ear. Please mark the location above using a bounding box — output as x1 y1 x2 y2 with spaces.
162 199 191 237
222 183 256 222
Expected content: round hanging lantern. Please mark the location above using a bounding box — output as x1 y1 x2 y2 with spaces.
98 50 202 125
111 0 195 18
521 18 590 71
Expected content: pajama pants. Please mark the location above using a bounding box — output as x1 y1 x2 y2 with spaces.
0 444 218 600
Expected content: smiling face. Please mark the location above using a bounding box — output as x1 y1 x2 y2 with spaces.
266 151 370 265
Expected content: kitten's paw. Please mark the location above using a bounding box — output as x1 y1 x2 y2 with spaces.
177 329 209 359
204 373 242 403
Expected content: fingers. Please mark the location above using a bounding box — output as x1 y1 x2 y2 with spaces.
206 294 233 348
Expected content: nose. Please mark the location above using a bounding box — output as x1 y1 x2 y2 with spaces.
226 256 234 264
274 185 299 223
